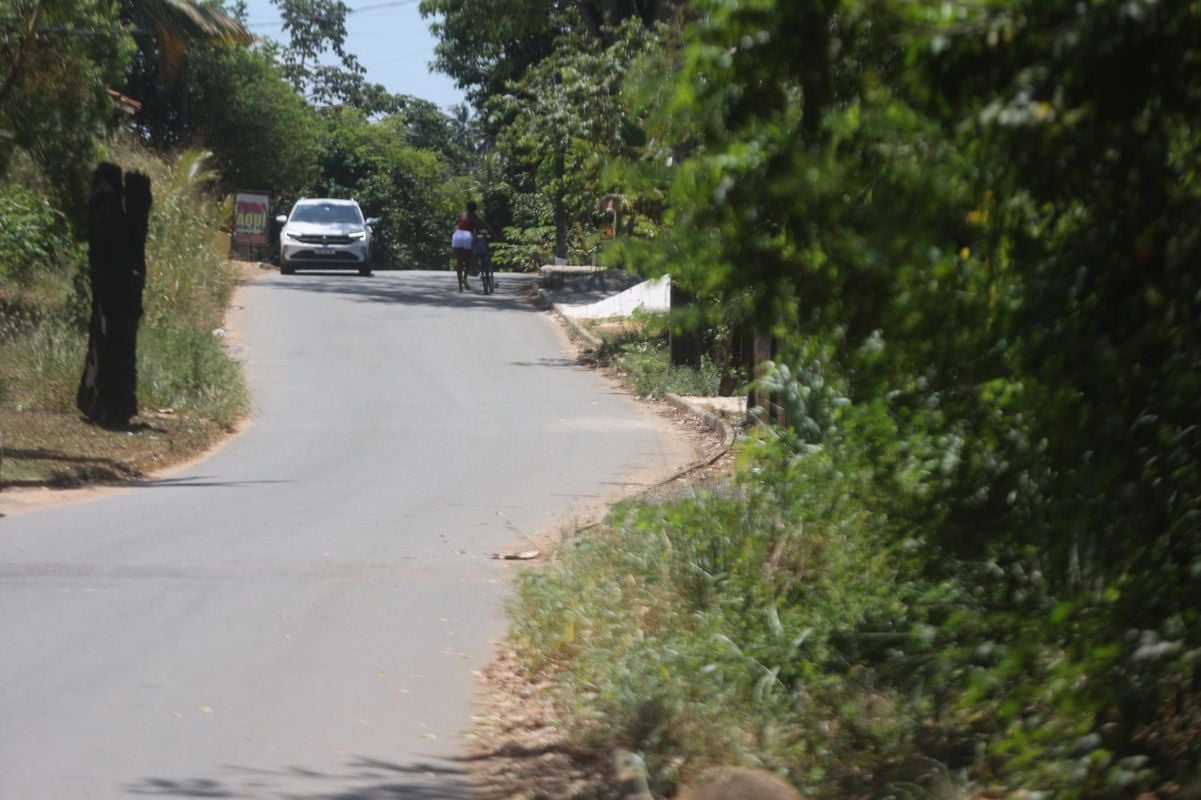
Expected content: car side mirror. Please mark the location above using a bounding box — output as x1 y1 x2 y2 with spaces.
365 217 379 226
275 215 287 224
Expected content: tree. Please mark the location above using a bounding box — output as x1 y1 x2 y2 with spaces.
118 0 252 144
393 95 467 164
187 43 320 193
419 0 565 110
421 0 680 112
479 17 667 263
576 0 676 43
1 0 136 226
268 0 393 113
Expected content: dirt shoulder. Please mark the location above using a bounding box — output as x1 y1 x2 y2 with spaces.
465 299 740 799
467 441 736 800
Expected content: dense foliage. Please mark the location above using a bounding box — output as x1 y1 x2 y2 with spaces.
493 0 1201 796
188 44 321 193
0 183 80 287
1 0 136 227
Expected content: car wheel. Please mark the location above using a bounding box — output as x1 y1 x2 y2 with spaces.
281 262 295 275
359 267 372 277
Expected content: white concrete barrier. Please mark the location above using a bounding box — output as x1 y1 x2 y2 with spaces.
556 275 671 319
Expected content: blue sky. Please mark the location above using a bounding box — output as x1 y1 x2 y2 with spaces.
240 0 466 112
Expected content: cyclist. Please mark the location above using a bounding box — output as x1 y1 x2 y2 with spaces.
451 200 493 291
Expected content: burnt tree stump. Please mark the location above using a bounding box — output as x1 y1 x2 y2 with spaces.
76 163 151 429
669 283 704 369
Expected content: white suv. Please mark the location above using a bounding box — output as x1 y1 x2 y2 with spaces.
277 198 378 276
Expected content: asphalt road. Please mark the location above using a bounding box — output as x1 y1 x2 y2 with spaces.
0 270 694 799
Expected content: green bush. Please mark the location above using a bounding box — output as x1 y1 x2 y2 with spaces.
509 339 1201 797
585 310 722 398
0 184 80 286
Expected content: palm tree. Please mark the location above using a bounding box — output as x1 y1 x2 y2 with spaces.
122 0 252 81
0 2 47 112
1 0 250 114
116 0 254 141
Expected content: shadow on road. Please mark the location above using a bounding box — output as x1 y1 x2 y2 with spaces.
264 269 542 314
127 755 475 799
0 448 140 486
129 475 292 490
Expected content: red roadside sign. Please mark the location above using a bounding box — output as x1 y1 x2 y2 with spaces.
232 191 270 245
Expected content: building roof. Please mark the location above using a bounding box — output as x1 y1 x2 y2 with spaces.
107 89 142 116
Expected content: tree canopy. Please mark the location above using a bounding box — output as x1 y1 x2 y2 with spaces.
187 43 321 193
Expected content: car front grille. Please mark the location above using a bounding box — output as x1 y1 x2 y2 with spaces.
294 250 360 261
294 234 356 245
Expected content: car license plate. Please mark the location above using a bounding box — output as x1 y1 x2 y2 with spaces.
315 248 335 255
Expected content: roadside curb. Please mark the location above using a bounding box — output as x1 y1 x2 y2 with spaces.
531 285 606 350
663 393 737 477
550 302 604 350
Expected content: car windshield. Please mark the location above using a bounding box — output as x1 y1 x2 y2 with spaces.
289 203 362 224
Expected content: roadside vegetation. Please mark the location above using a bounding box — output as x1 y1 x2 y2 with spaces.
423 0 1201 797
583 311 722 399
0 140 248 483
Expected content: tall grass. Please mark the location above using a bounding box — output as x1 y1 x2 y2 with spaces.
589 311 723 398
112 142 247 425
508 441 915 796
0 140 247 426
510 352 1201 799
0 307 85 411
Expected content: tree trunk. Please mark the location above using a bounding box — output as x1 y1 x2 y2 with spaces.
669 284 703 368
553 149 567 260
77 163 151 429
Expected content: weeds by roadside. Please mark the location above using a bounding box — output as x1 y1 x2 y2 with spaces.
506 438 927 799
581 310 722 399
493 342 1201 800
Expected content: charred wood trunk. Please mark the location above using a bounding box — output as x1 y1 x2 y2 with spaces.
77 163 151 429
669 284 703 369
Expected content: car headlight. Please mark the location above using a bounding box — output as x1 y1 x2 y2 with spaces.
348 231 366 240
284 230 303 241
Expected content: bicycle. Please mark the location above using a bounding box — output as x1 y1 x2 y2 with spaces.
473 233 496 295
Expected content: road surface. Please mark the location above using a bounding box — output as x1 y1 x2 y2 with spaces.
0 270 695 799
